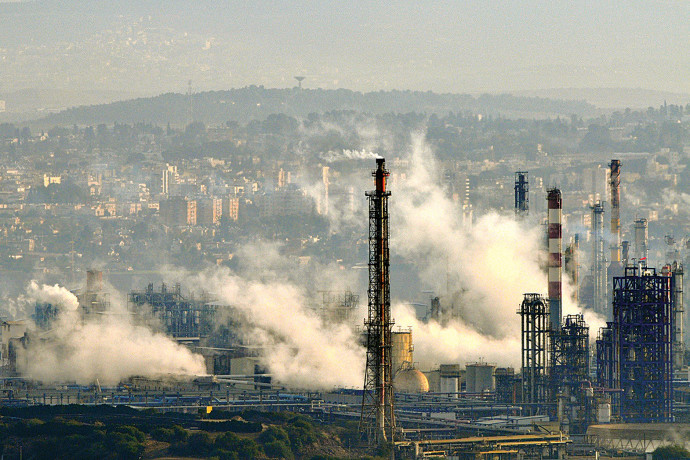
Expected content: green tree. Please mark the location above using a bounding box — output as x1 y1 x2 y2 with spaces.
653 444 690 460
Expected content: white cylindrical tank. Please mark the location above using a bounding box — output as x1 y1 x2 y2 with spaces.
440 376 459 394
597 402 611 423
466 363 496 393
439 364 460 397
391 329 413 373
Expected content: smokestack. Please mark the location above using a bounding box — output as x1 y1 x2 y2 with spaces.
547 188 562 329
609 160 621 263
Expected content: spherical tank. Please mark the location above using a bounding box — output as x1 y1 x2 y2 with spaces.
394 368 429 393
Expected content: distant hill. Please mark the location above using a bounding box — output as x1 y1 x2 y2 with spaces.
513 88 690 110
0 88 147 123
29 86 597 127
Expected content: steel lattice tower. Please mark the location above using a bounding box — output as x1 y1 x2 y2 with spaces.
518 293 550 414
596 266 673 422
360 158 396 445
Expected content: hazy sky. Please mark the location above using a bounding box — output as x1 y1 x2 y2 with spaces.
0 0 688 95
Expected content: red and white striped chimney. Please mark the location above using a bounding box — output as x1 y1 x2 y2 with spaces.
547 188 562 329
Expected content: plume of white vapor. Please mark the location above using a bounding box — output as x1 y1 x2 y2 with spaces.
320 149 380 163
19 281 206 385
194 266 365 390
391 134 546 339
393 303 521 368
389 133 601 366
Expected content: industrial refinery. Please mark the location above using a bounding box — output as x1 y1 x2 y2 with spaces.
0 156 688 460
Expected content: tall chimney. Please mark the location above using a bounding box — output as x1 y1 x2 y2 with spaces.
609 160 622 263
547 188 562 329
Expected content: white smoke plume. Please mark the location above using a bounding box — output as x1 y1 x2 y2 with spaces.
388 133 601 368
319 149 381 163
191 265 365 390
19 281 206 385
393 304 521 369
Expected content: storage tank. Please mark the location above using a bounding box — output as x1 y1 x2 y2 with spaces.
439 364 460 396
466 362 496 393
391 328 413 373
393 368 429 393
597 402 611 423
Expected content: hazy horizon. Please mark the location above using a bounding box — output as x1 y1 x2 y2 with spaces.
0 0 688 100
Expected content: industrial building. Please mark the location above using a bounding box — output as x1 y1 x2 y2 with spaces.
318 290 359 324
128 283 216 341
596 265 674 423
518 293 549 412
4 156 688 460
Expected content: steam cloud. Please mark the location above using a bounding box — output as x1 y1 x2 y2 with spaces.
192 265 365 390
388 133 600 368
319 148 380 163
19 281 206 385
15 128 605 388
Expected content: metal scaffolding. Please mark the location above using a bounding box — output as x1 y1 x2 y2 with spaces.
596 324 615 391
515 171 529 216
319 290 359 324
551 314 590 393
550 314 590 432
128 283 215 339
360 158 396 445
596 266 673 422
518 293 549 413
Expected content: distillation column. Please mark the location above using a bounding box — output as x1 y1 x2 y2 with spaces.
634 218 649 263
515 171 529 216
547 188 562 329
673 263 685 371
609 160 622 264
565 235 580 304
592 202 607 315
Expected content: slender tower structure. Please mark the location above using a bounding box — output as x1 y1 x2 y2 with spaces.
360 158 395 445
565 234 580 304
515 172 529 217
672 262 685 371
547 188 562 329
592 202 607 315
634 218 649 263
609 160 622 263
621 241 630 266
